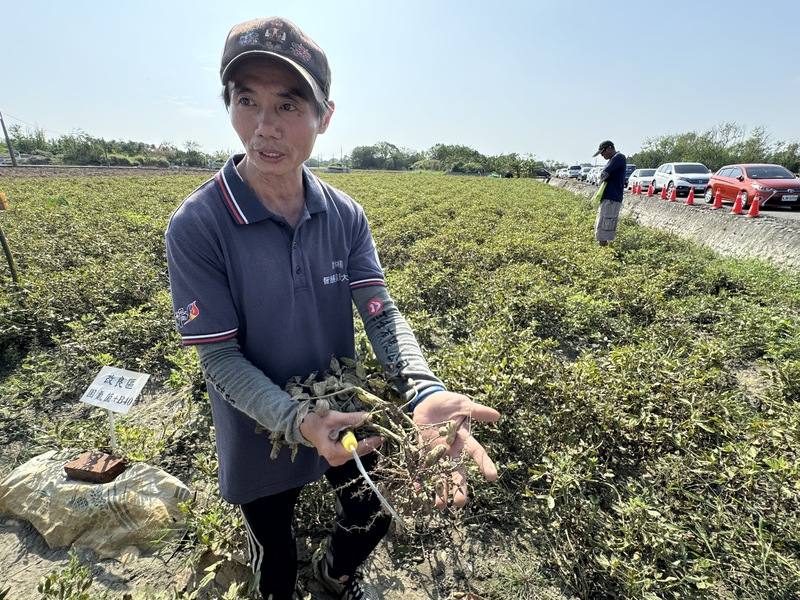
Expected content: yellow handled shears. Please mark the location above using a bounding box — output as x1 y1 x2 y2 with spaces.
335 429 404 528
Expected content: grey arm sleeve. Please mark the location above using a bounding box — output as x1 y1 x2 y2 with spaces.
194 339 312 446
352 285 445 404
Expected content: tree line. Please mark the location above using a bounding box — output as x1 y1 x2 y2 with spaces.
4 125 228 168
5 122 798 175
348 141 560 177
628 123 800 173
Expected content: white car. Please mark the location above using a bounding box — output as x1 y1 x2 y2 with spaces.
587 166 605 185
579 166 592 181
568 165 582 178
627 168 657 191
652 162 711 197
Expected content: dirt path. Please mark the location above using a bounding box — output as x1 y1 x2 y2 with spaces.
0 512 522 599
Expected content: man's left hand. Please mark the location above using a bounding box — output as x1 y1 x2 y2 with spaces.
412 390 501 509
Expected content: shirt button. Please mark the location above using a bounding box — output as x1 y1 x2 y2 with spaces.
292 242 298 250
295 266 302 274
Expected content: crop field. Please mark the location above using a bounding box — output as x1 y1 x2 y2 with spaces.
1 171 799 599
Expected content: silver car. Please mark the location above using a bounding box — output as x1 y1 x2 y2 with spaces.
652 162 711 197
627 168 657 191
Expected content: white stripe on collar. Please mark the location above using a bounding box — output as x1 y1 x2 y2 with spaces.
220 168 249 225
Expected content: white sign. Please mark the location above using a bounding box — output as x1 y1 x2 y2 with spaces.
80 366 150 415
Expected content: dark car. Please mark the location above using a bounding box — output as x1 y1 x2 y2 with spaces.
624 163 637 187
705 163 800 209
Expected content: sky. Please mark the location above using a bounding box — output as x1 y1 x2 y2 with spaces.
2 0 799 165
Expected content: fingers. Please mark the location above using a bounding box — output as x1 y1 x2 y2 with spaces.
420 418 498 509
464 401 501 424
434 476 448 510
328 410 368 428
328 435 382 466
355 435 382 457
463 434 498 481
451 466 468 507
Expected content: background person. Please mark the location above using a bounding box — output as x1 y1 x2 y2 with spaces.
165 16 500 600
593 140 626 246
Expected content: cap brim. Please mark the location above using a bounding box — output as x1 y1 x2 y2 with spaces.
221 51 327 105
592 150 601 157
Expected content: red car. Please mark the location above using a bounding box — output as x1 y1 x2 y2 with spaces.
705 163 800 209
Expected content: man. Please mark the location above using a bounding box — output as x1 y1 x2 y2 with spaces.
592 140 626 246
165 17 501 600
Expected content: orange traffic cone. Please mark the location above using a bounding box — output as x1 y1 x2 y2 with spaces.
711 189 723 209
731 191 744 215
660 186 667 200
635 183 641 195
686 188 695 205
647 183 654 197
669 186 677 202
746 195 761 218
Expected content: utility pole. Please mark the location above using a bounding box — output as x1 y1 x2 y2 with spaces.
0 112 18 167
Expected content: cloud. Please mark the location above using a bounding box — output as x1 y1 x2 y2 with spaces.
166 97 217 119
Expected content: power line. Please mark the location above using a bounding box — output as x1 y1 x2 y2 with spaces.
0 109 76 138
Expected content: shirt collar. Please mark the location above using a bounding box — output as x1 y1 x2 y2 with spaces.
215 154 328 225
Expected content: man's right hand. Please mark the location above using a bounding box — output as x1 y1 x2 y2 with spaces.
299 410 382 466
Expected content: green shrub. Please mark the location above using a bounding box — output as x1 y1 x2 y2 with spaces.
107 153 135 166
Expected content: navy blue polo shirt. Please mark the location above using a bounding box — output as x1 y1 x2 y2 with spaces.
601 152 627 201
165 155 385 503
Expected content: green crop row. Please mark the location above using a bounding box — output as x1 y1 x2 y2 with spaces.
1 171 799 598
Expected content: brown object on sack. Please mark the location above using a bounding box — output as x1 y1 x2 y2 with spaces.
64 451 126 483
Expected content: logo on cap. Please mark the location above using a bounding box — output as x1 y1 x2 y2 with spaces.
291 42 312 63
265 22 287 48
237 31 260 46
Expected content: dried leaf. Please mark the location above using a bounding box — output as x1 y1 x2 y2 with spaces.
342 372 362 387
325 375 340 392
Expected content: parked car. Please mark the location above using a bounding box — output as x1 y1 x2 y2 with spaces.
587 165 605 185
579 166 592 181
705 163 800 209
533 168 551 180
555 168 568 178
568 165 582 178
624 164 637 187
627 168 656 190
651 162 711 197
